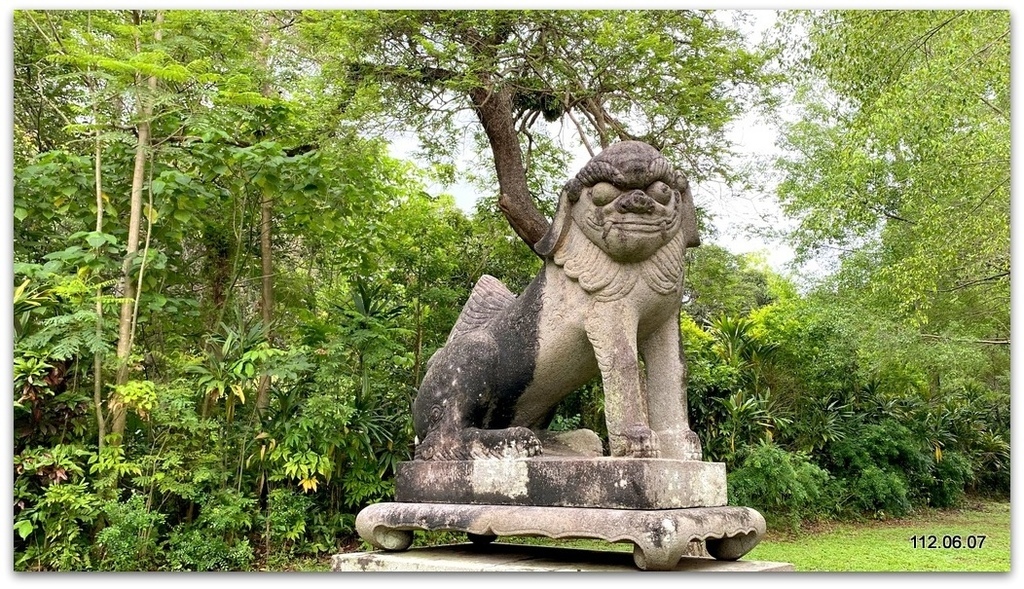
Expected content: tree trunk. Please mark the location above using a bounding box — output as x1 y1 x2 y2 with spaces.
92 81 107 451
86 12 108 451
255 23 275 414
255 187 273 413
469 85 550 255
111 10 163 442
412 292 423 387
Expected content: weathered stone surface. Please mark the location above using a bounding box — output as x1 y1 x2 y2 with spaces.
332 543 794 572
396 457 727 509
355 502 766 571
412 141 704 461
535 428 604 457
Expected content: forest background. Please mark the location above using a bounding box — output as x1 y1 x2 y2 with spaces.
8 8 1011 571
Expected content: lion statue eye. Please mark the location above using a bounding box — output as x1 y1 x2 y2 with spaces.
589 182 620 206
647 181 673 205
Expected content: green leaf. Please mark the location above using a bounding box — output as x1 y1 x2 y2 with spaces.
14 519 33 540
85 232 107 249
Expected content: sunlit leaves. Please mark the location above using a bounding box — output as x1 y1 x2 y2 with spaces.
775 10 1009 334
113 380 157 420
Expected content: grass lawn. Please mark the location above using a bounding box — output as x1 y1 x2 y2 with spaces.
745 499 1011 572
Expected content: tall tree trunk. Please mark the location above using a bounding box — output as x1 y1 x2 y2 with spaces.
85 13 108 451
111 10 163 442
255 22 275 414
469 85 550 255
412 294 423 387
255 187 273 413
92 75 106 450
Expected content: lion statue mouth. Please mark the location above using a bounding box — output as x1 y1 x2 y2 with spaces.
587 213 680 239
580 208 682 263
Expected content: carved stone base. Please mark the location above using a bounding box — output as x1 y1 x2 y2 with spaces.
396 457 727 509
355 502 766 571
332 543 794 572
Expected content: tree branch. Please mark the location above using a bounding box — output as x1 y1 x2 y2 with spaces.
919 333 1008 346
979 93 1007 120
969 176 1010 215
566 107 595 157
937 271 1009 292
880 209 916 225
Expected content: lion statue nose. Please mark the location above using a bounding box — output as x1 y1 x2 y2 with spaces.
616 190 656 214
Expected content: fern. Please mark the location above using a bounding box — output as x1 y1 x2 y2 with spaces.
50 333 87 363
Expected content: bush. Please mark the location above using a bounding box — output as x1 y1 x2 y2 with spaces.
728 441 832 530
14 443 100 571
929 451 973 508
95 493 165 571
164 526 254 571
824 419 932 516
14 480 102 571
263 487 313 562
163 489 256 571
848 465 911 517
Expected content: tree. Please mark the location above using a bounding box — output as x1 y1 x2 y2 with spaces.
111 10 164 442
297 10 771 253
683 245 779 324
17 9 172 444
12 9 1012 569
774 10 1009 343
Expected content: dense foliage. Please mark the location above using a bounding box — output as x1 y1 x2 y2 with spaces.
703 8 1010 527
12 9 1009 570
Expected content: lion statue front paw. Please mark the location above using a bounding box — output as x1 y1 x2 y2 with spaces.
620 424 661 458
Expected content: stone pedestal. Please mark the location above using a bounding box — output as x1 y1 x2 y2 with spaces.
396 457 726 509
356 502 766 571
354 457 769 571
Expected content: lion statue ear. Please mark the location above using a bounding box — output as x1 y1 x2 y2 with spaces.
679 179 701 249
534 184 576 257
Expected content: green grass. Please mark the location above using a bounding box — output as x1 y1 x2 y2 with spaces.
745 499 1011 572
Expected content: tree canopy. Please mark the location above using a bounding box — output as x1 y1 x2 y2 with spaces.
774 10 1009 342
296 10 771 250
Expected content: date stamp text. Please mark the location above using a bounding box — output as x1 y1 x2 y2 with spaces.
910 535 986 549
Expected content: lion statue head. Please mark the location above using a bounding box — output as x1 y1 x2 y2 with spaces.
535 141 700 301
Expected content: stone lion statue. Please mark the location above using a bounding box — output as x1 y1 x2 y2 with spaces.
412 141 703 461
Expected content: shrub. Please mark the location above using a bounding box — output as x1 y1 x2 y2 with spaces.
95 493 165 571
15 481 102 571
162 489 256 571
14 444 100 571
928 451 973 508
848 465 911 517
824 419 933 516
164 526 254 571
263 487 313 562
728 441 832 530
